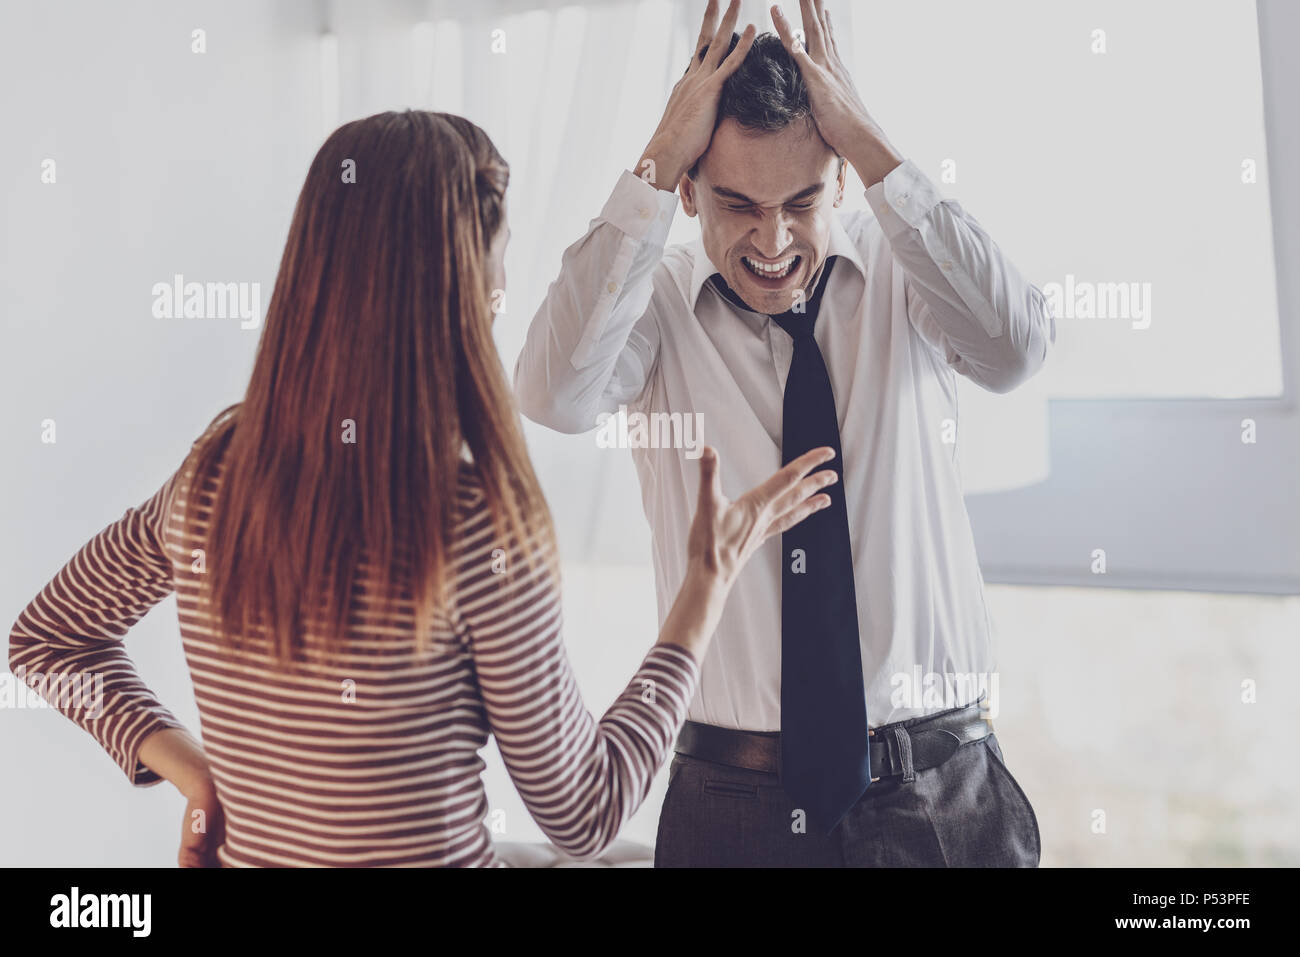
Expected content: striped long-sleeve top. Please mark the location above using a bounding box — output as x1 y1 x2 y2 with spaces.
8 418 700 866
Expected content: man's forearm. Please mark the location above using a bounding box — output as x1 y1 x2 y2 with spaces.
513 172 674 433
842 121 906 190
862 157 1056 393
636 139 692 194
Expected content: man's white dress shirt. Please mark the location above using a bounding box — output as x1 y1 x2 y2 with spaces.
514 159 1056 730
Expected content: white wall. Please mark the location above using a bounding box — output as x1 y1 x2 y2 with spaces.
1 0 298 866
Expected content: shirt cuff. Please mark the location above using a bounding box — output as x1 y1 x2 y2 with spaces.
864 159 944 235
599 170 679 246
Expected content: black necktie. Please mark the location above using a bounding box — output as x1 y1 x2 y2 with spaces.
710 258 871 833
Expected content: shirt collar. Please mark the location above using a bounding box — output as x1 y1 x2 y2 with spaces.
688 211 866 314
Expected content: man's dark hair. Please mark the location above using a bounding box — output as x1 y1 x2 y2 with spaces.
688 32 822 179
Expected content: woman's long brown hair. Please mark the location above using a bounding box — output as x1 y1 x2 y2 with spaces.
181 111 557 666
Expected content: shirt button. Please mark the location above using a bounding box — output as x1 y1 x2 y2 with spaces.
637 206 651 219
607 282 618 293
941 260 953 270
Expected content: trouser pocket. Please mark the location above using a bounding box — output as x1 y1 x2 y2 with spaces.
982 733 1042 866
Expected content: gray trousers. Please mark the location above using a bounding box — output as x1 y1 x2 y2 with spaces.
654 728 1041 867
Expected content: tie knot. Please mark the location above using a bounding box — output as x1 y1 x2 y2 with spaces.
772 256 836 340
771 309 817 340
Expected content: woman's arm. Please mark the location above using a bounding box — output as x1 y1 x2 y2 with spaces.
136 727 225 867
136 726 211 796
9 450 226 865
455 446 835 860
8 466 190 785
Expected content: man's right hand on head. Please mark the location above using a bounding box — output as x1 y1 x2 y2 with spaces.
635 0 756 192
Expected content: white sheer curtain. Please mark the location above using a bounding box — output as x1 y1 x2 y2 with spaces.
393 0 691 566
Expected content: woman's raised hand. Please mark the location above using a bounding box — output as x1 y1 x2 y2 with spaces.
687 444 838 590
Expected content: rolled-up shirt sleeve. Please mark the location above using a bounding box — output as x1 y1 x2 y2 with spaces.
513 170 678 433
865 159 1056 394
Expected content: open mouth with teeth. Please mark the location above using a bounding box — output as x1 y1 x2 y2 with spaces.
741 254 801 283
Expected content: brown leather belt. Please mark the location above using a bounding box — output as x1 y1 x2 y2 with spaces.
674 699 992 784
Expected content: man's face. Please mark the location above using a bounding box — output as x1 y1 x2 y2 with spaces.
681 117 845 316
